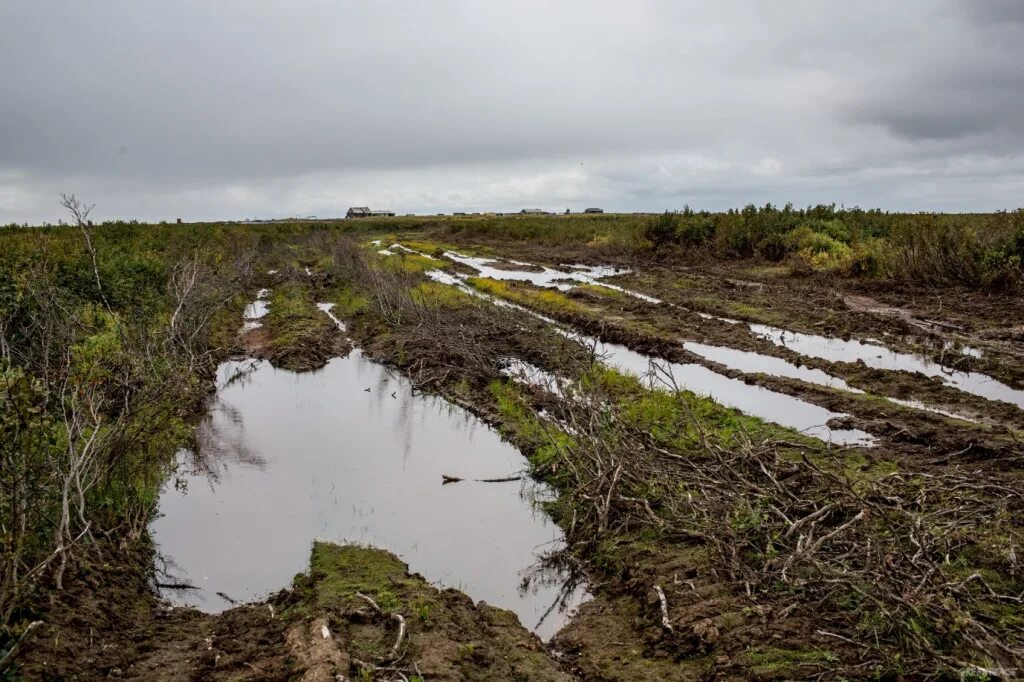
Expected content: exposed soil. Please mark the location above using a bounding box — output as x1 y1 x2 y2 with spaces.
16 542 571 681
353 233 1024 678
17 234 1024 681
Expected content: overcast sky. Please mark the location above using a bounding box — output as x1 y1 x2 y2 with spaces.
2 1 1023 222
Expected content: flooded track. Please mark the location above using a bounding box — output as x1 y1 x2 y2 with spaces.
574 334 874 445
422 258 874 444
411 245 1022 426
751 324 1024 409
153 345 584 639
241 288 269 330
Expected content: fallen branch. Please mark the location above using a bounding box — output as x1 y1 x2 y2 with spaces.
441 473 523 485
356 591 407 661
653 585 674 633
0 620 42 670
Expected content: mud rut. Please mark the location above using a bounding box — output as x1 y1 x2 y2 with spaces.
27 240 1020 680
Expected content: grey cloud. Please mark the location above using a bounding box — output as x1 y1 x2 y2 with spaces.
840 2 1024 145
959 0 1024 26
1 0 1023 222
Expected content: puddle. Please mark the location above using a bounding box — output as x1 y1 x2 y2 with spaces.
422 270 872 445
151 354 585 639
694 311 740 324
242 289 270 330
316 302 347 332
440 250 660 303
392 244 436 258
942 340 983 358
885 397 977 422
578 334 873 446
502 359 566 397
682 341 860 393
751 324 1024 410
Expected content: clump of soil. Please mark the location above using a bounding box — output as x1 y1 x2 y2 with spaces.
17 542 570 681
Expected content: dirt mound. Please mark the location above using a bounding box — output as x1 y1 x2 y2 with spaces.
16 542 570 681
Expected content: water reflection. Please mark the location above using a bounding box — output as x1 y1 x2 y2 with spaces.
751 324 1024 410
152 353 585 639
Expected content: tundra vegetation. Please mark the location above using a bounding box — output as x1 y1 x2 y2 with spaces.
1 204 1023 679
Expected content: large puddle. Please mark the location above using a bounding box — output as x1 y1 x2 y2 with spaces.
242 288 270 330
442 250 661 303
751 324 1024 410
681 341 860 393
152 351 584 639
415 244 1018 412
423 267 872 445
578 334 873 446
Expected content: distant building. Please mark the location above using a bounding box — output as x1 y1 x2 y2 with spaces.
520 208 547 215
583 207 604 214
347 207 394 218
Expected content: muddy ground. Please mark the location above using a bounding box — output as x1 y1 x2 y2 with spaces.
15 231 1024 681
17 541 570 681
348 232 1024 679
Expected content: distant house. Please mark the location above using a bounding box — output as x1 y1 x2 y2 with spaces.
583 207 604 214
347 207 394 218
520 208 547 215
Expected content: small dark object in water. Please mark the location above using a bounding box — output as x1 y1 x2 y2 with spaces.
442 473 523 485
216 591 240 605
156 581 199 591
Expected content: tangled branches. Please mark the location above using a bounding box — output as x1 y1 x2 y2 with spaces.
326 236 1024 674
530 361 1024 675
329 238 575 390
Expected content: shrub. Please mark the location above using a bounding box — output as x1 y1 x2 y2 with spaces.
643 212 680 249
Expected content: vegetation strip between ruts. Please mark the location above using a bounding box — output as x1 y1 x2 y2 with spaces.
2 205 1024 679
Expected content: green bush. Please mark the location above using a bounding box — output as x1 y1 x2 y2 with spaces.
643 211 680 249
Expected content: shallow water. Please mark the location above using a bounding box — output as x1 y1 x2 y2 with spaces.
242 289 270 330
152 354 584 639
440 250 661 303
682 341 860 393
751 324 1024 410
423 270 872 445
316 302 348 332
582 334 873 446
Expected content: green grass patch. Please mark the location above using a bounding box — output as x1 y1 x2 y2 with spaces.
466 277 588 316
262 281 333 368
331 284 369 317
265 282 324 346
300 541 428 613
574 282 626 299
374 251 439 274
583 365 813 451
742 646 837 676
409 281 474 308
489 379 576 475
690 295 788 326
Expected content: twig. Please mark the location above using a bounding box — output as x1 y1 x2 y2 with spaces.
653 585 674 633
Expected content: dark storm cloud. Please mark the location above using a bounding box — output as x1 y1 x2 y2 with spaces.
841 1 1024 144
1 0 1022 222
959 0 1024 26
